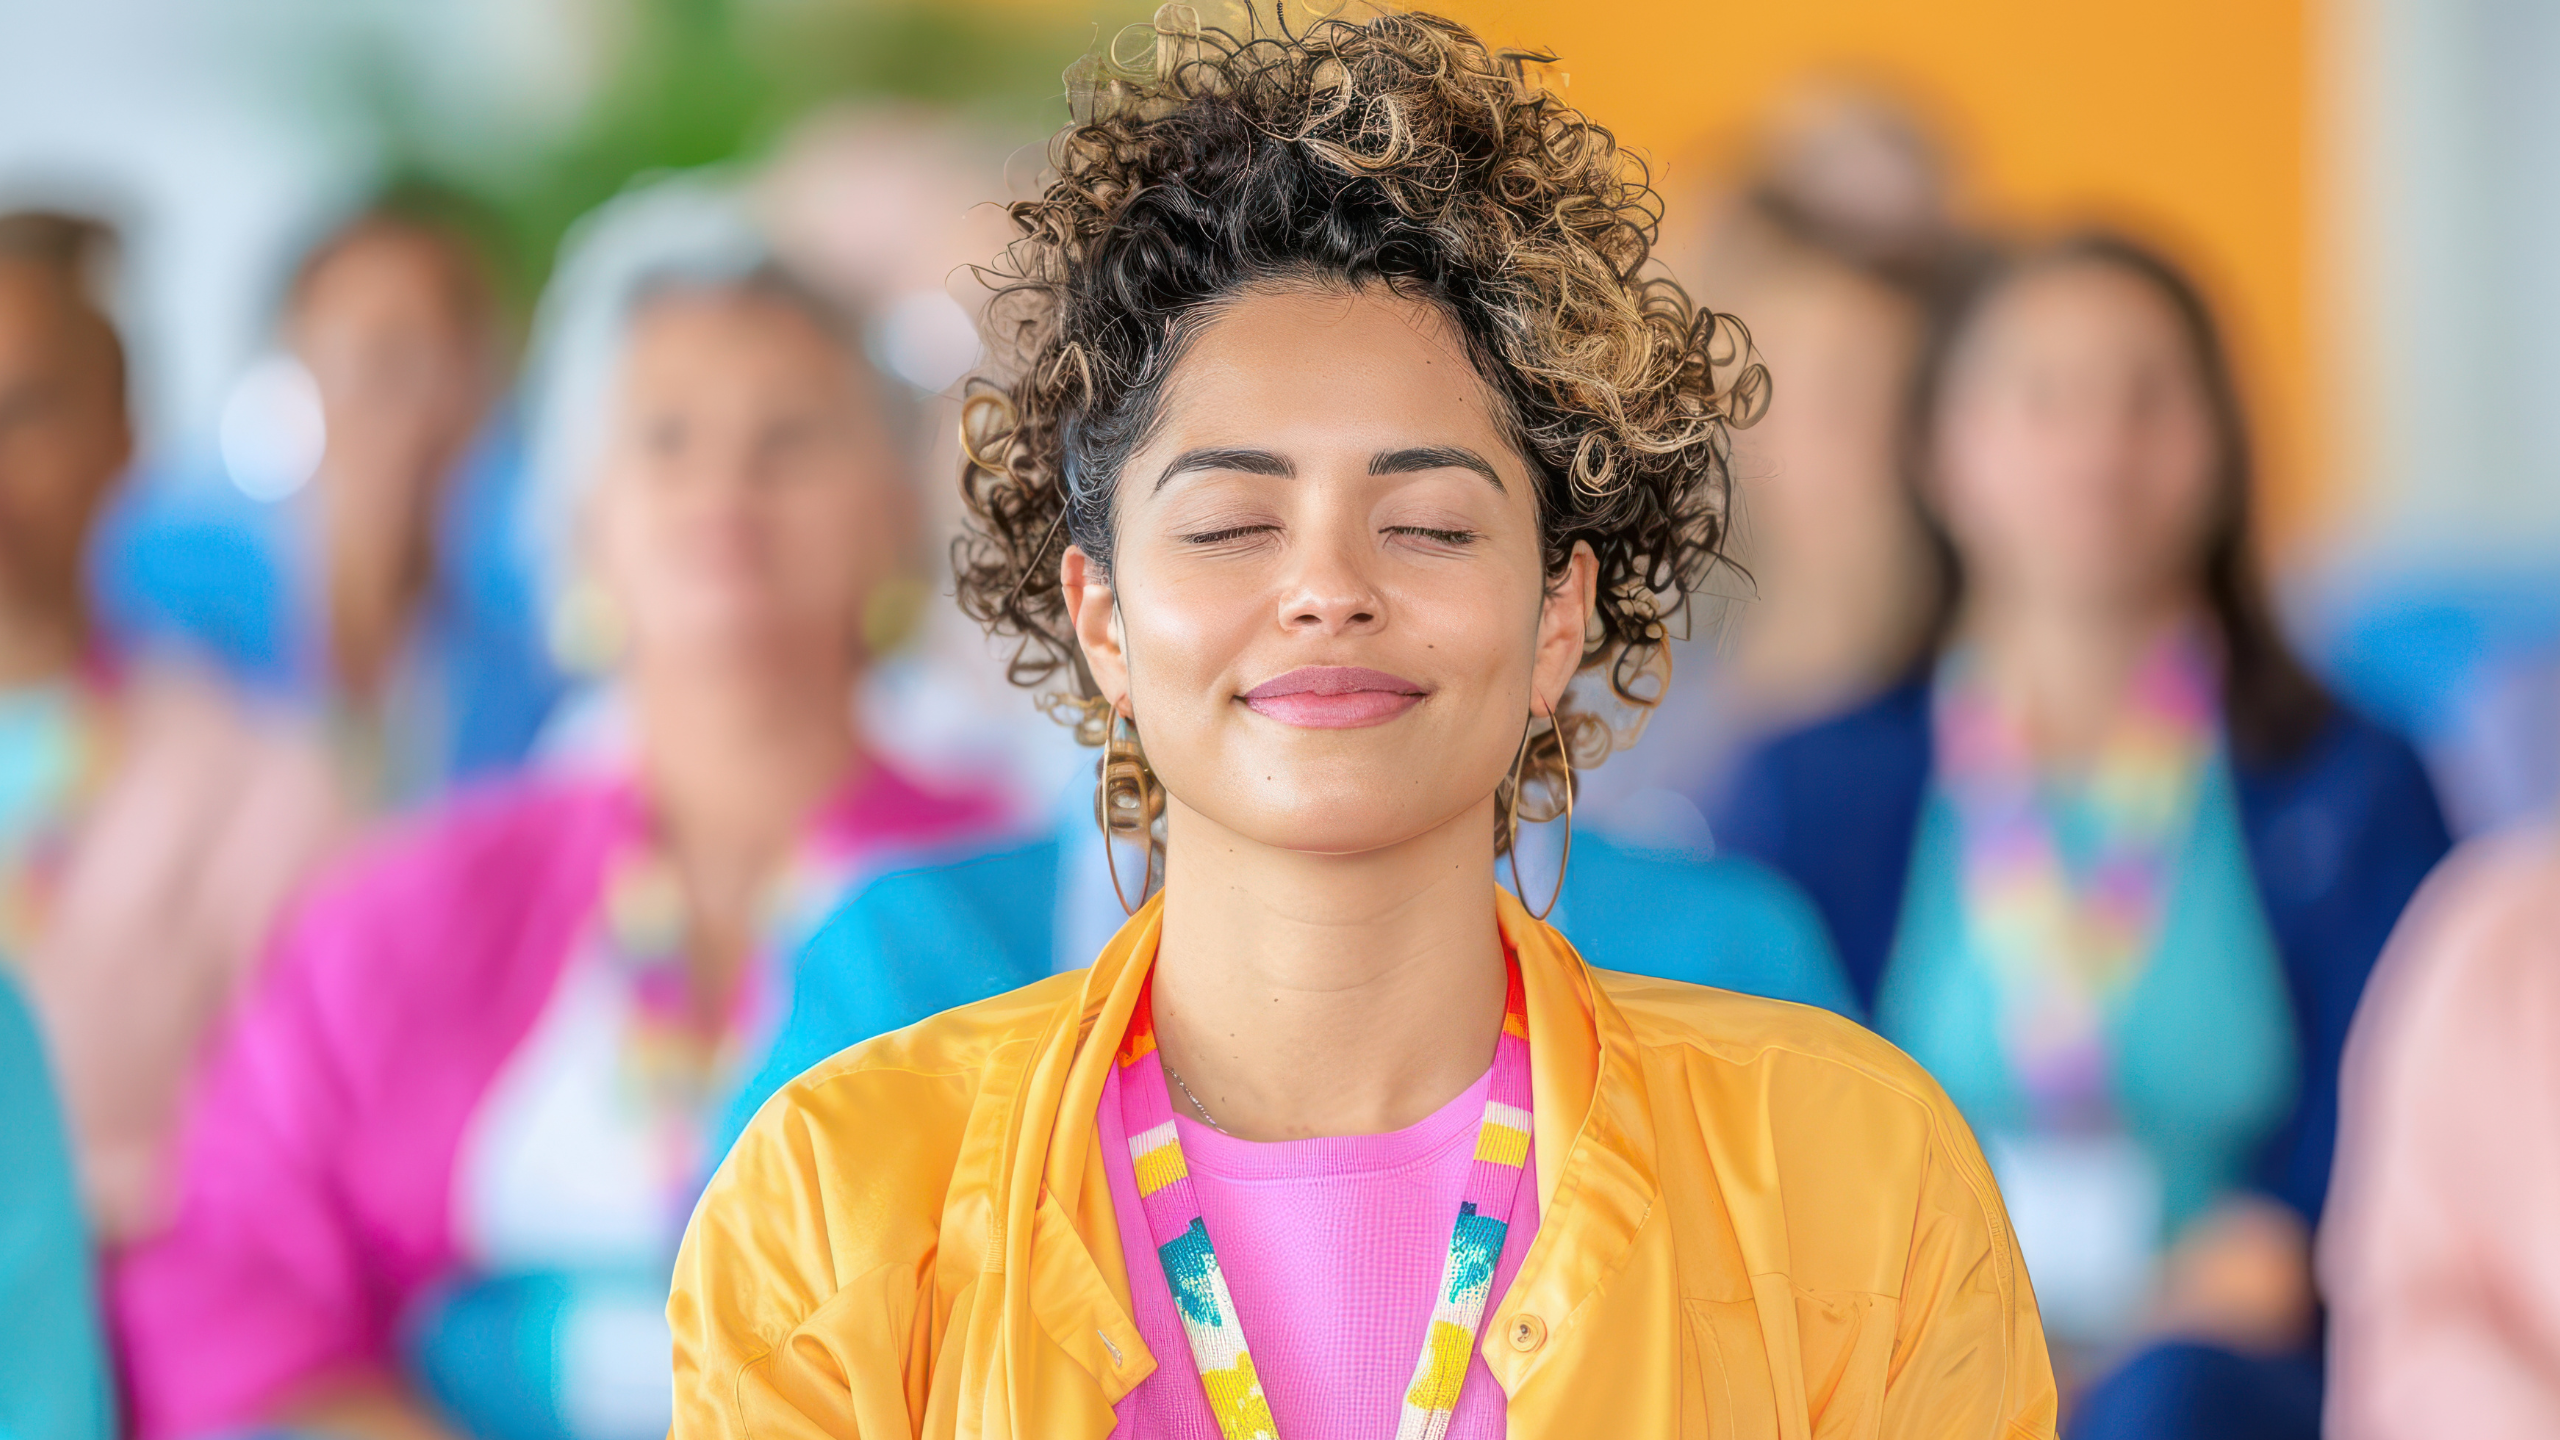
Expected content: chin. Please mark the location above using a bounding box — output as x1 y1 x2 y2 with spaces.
1199 781 1484 859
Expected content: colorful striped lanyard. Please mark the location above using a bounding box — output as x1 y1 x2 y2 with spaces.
1116 951 1534 1440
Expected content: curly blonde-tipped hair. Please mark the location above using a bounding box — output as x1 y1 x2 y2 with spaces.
955 2 1766 851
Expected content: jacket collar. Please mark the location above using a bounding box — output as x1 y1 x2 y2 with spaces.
966 889 1664 1429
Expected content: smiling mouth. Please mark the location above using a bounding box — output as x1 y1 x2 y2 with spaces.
1239 666 1430 730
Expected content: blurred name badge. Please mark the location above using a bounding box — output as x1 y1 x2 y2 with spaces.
1988 1132 2162 1345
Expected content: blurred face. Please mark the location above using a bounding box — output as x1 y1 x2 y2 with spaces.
0 260 128 617
292 226 494 542
1066 285 1594 859
1931 261 2223 617
589 288 908 672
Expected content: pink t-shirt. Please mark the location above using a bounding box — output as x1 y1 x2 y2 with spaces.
1097 1060 1540 1439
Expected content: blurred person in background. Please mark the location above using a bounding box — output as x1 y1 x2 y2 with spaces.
282 192 559 803
113 180 1002 1440
2321 819 2560 1436
1716 234 2450 1437
0 210 343 1241
1590 88 1962 823
100 188 561 808
0 964 114 1440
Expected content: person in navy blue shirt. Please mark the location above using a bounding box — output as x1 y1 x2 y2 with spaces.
1715 233 2449 1440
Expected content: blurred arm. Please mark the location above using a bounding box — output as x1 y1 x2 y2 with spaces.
2321 834 2560 1440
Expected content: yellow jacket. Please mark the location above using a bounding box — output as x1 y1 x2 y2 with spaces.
672 891 2058 1439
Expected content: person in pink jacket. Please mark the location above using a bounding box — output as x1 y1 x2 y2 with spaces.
2320 822 2560 1438
113 181 1002 1440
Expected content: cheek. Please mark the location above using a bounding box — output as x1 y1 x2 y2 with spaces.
1114 561 1264 713
1935 407 2052 549
2147 417 2225 548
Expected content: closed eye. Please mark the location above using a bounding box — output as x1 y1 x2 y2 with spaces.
1386 525 1479 546
1183 523 1280 546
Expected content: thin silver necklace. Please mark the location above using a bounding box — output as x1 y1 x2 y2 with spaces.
1159 1057 1225 1133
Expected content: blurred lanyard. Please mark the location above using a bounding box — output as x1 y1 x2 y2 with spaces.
592 806 857 1216
1935 631 2216 1129
0 675 114 964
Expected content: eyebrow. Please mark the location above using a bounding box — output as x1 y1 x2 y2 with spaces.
1149 443 1507 494
1370 445 1505 493
1153 447 1293 492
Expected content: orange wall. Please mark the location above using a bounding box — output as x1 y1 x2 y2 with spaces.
1431 0 2321 537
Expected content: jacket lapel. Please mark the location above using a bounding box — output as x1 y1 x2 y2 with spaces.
1480 895 1665 1403
942 898 1167 1440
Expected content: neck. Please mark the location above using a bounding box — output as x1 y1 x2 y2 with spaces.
632 642 865 1012
1958 586 2198 760
324 522 436 704
0 595 87 690
1148 797 1510 1142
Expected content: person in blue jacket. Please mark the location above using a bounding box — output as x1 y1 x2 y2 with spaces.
1714 233 2450 1439
716 778 1857 1161
0 967 114 1440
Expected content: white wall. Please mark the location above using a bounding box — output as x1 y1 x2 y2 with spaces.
2337 0 2560 566
0 0 596 455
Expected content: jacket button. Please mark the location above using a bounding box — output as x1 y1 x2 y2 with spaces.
1507 1314 1546 1353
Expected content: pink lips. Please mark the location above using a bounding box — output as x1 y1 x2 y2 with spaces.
1240 666 1430 729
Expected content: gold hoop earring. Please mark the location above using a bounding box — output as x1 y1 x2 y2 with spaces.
1096 708 1164 916
1503 695 1573 922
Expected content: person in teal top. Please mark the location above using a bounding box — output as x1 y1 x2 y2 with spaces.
1880 750 2297 1343
714 812 1855 1160
0 968 114 1440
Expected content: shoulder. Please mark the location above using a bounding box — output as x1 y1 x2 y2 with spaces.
1593 969 2022 1298
260 776 615 1024
739 967 1088 1164
1715 680 1932 855
828 761 1016 854
1598 967 1948 1110
1737 680 1931 778
2237 701 2442 829
799 837 1060 988
707 969 1088 1274
2235 701 2451 913
1569 839 1855 1013
300 775 611 919
2364 827 2560 1042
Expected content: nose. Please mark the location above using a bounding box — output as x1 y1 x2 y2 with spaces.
1274 523 1383 636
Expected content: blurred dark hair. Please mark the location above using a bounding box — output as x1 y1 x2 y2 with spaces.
0 209 129 402
1904 231 2331 762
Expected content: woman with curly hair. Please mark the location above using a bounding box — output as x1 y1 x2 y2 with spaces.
674 9 2056 1436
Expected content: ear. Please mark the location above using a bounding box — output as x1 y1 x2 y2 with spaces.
1062 544 1131 716
1531 541 1598 715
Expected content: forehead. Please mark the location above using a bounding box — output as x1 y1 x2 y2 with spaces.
297 225 480 325
0 260 107 386
1961 261 2193 373
623 287 850 381
1148 285 1518 459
